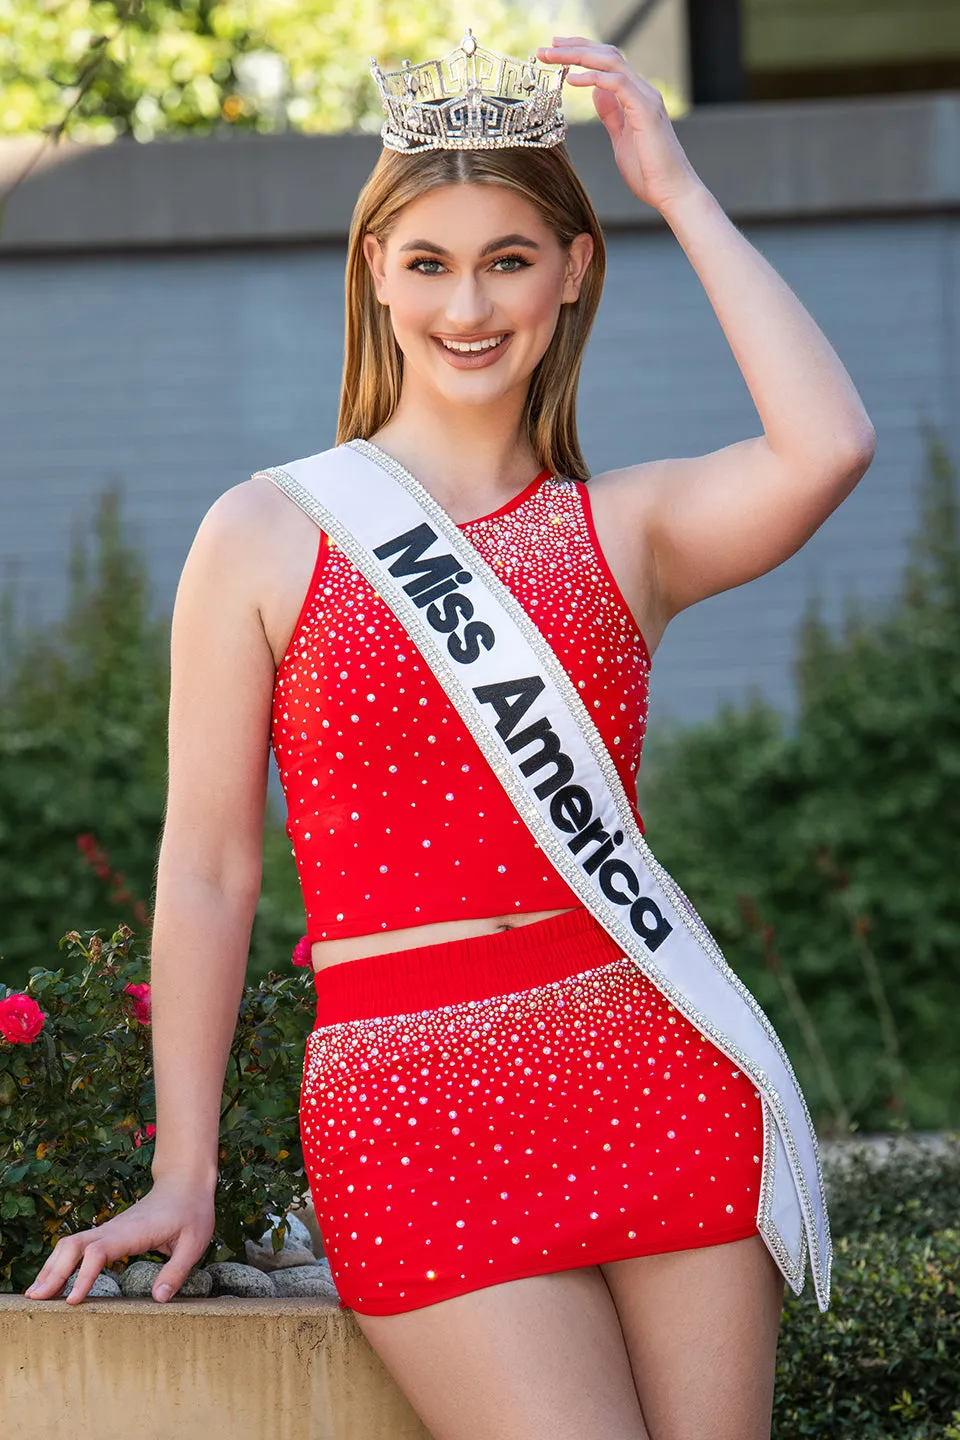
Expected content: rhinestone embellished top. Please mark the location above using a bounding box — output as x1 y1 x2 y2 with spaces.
271 469 652 942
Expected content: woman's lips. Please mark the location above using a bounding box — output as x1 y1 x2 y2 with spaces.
431 333 513 369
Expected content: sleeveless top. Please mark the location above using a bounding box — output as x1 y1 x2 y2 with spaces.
271 468 652 943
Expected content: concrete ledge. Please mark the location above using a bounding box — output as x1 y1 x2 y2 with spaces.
1 90 958 255
0 1293 431 1439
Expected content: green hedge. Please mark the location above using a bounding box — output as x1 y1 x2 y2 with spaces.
774 1136 960 1437
776 1229 960 1437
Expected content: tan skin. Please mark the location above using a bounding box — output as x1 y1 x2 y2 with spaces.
26 36 874 1440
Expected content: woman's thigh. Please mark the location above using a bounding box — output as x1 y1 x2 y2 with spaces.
354 1265 650 1440
600 1234 784 1440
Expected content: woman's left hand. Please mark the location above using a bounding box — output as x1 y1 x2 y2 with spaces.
537 38 703 215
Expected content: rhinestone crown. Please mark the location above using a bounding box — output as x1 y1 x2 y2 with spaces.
369 29 568 153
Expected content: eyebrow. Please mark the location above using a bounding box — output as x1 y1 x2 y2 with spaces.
398 233 542 257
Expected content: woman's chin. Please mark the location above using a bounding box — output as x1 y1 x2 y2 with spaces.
428 358 533 409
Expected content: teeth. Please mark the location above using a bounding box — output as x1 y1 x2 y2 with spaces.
440 334 506 353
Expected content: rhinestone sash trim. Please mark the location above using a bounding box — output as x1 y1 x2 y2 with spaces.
255 440 832 1311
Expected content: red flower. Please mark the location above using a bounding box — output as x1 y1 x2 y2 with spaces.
132 1123 157 1148
291 935 313 968
0 993 45 1044
124 982 152 1024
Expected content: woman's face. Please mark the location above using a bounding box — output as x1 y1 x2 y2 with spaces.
362 182 593 410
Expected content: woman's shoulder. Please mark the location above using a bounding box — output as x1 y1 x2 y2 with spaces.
199 472 290 539
191 472 332 665
189 472 312 571
175 476 310 627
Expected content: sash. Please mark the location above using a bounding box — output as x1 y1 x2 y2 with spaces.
255 438 832 1311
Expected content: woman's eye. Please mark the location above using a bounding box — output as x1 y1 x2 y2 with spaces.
405 254 531 275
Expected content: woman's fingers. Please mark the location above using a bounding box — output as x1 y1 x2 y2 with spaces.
541 35 694 213
538 40 664 107
64 1239 109 1305
25 1233 89 1298
592 85 626 141
26 1215 148 1301
539 39 629 68
556 65 651 125
151 1229 206 1304
25 1185 216 1304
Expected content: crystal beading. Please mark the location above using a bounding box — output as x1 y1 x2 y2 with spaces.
369 28 568 153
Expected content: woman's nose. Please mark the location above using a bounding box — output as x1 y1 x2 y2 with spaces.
443 273 495 329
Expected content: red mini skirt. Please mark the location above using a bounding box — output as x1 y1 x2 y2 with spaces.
299 905 763 1316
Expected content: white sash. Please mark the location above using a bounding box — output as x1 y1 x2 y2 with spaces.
255 438 832 1311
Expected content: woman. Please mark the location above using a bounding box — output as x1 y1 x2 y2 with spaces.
25 34 874 1440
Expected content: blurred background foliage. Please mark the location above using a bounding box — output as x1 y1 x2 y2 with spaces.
641 429 960 1136
0 430 957 1137
0 0 618 147
0 488 305 989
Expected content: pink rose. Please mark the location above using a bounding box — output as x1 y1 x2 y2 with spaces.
291 935 313 968
133 1123 157 1148
0 993 45 1044
124 982 152 1024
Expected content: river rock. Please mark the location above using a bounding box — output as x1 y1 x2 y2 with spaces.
206 1262 278 1298
245 1211 319 1272
62 1268 122 1298
118 1260 163 1297
290 1199 325 1259
269 1259 338 1300
117 1260 211 1299
177 1267 213 1297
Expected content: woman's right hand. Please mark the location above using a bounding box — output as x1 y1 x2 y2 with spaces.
23 1176 217 1305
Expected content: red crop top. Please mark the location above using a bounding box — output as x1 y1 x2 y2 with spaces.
271 468 652 942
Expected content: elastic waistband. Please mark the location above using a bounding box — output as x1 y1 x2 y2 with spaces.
311 906 625 1026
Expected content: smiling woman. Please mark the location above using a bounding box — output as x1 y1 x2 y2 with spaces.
24 28 876 1440
339 143 605 488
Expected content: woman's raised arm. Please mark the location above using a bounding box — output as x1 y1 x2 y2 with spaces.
540 38 877 623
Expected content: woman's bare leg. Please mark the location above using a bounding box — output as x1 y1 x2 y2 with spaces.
354 1266 650 1440
600 1234 784 1440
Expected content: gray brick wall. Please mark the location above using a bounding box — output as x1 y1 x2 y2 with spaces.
2 213 956 735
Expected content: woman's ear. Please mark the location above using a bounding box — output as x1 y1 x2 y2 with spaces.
362 232 389 306
562 233 595 304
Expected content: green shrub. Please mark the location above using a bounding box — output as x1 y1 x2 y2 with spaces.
0 489 169 976
776 1230 960 1438
773 1136 960 1436
642 432 960 1134
823 1132 960 1243
0 485 305 989
0 923 314 1294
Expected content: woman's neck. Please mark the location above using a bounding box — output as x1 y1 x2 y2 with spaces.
368 391 542 520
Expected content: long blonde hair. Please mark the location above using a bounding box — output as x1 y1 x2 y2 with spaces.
336 144 606 482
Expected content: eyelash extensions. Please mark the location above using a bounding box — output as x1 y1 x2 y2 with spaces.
404 253 533 274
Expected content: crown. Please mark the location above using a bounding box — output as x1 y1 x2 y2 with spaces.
369 29 569 153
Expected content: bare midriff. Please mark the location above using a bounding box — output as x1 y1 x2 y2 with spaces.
310 906 579 973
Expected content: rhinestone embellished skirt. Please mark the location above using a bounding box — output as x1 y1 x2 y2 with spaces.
300 905 764 1315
